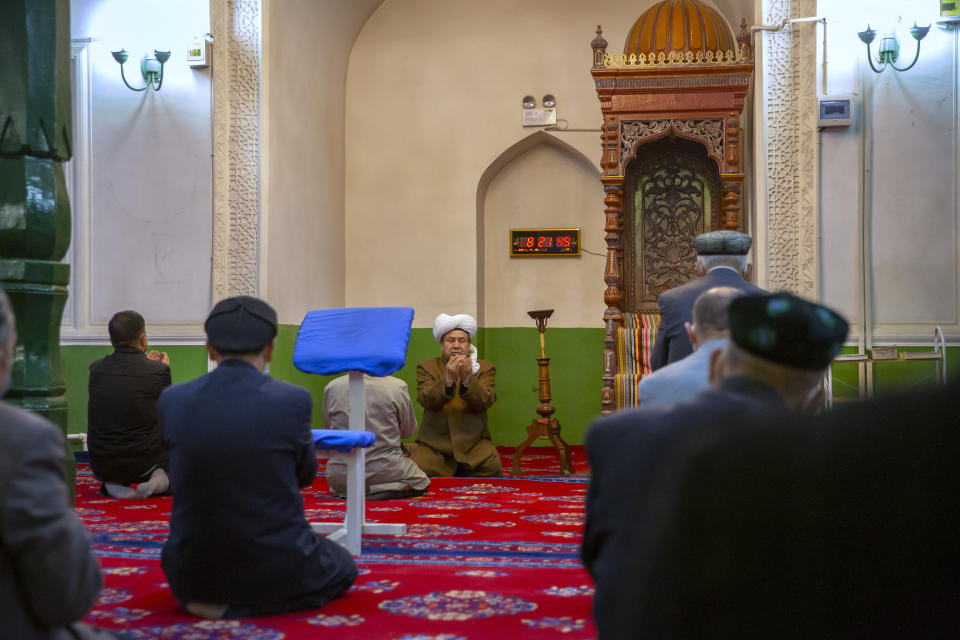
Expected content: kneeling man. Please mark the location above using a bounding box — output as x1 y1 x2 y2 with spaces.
410 313 501 477
323 374 430 500
159 296 356 619
88 310 171 498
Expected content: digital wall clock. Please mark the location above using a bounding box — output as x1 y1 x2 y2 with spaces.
510 228 580 257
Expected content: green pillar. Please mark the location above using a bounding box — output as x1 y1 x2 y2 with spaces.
0 0 74 499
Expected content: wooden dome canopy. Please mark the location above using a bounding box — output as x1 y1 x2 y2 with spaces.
624 0 736 57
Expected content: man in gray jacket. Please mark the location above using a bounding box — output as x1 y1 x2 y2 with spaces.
323 374 429 500
0 289 117 639
637 286 744 407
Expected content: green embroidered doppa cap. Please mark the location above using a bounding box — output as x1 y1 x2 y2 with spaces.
728 292 848 369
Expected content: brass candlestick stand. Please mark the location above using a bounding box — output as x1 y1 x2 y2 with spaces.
512 309 573 476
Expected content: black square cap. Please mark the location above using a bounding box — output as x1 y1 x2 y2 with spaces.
205 296 278 353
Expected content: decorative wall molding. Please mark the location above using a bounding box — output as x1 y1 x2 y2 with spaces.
211 0 261 302
596 74 752 90
760 0 818 300
61 40 92 340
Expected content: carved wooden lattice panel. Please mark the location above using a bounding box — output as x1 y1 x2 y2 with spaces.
625 139 718 312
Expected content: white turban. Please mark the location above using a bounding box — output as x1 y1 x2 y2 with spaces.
433 313 477 342
433 313 480 375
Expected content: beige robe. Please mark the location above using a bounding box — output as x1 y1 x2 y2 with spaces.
410 357 501 477
323 374 430 495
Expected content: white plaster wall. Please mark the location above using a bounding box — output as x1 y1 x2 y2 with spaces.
70 0 212 333
481 137 604 328
262 0 382 325
817 0 959 341
345 0 746 328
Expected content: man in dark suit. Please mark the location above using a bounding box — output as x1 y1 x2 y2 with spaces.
650 230 764 371
159 296 357 619
0 289 119 640
582 292 847 639
88 309 172 498
630 379 960 638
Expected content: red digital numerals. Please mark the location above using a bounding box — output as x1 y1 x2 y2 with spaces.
514 232 576 254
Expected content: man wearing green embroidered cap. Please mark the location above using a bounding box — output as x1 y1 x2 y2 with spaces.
582 291 848 639
707 290 848 412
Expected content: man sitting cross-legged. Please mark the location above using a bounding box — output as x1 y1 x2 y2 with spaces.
159 296 357 619
637 286 744 407
88 310 172 498
323 373 430 500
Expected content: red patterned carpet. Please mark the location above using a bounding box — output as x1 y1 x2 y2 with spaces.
77 446 596 639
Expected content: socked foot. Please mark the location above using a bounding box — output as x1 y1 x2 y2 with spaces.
135 467 170 498
102 482 137 499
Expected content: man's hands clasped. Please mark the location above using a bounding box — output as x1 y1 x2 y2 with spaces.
147 350 171 366
445 354 472 386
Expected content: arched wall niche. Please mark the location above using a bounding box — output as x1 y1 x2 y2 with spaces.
477 131 604 328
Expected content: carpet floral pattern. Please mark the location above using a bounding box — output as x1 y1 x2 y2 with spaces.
76 447 595 639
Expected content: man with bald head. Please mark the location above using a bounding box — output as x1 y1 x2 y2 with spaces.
637 286 744 407
582 292 848 638
651 230 764 371
409 313 500 477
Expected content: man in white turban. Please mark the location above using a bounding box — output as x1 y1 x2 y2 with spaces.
409 313 501 477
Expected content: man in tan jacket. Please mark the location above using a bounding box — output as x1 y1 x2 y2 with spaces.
409 313 501 477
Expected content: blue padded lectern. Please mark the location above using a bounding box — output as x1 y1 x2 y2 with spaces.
293 307 415 556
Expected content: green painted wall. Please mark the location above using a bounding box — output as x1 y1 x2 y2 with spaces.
60 331 957 446
62 344 210 436
60 325 605 445
829 346 959 400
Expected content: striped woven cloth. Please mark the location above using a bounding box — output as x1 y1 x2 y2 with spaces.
615 312 660 409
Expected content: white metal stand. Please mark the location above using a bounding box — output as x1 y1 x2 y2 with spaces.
825 325 947 410
310 371 406 556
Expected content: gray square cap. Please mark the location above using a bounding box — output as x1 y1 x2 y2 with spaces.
695 230 752 256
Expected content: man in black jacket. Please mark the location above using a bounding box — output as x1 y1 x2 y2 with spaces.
582 292 847 639
628 380 960 639
88 310 171 498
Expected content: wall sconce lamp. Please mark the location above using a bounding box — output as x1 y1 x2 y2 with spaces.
857 22 930 73
111 49 171 91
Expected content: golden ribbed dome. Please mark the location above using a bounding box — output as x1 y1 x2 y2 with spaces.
624 0 735 57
